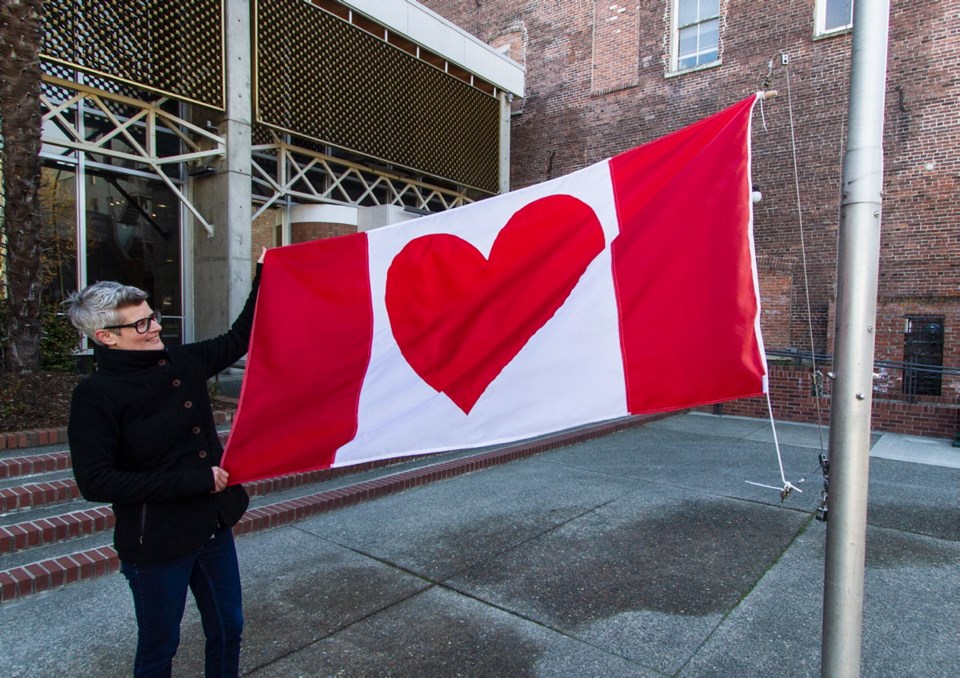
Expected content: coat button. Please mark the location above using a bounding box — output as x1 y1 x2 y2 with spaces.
172 379 181 387
158 359 167 366
192 426 201 435
184 400 193 409
198 450 208 459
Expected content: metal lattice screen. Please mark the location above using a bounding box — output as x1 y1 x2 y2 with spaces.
42 0 225 110
256 0 501 194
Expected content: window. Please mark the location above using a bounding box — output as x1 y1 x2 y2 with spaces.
38 165 79 304
815 0 853 36
84 171 184 345
673 0 720 71
39 77 188 347
903 317 944 398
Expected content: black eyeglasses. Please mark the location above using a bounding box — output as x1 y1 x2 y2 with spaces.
103 311 161 334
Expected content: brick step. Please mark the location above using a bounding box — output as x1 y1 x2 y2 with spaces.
0 528 115 573
0 464 407 558
0 506 114 560
0 451 72 480
0 478 81 514
1 543 119 603
0 492 94 527
0 463 334 514
0 418 472 569
0 423 232 463
0 413 665 604
0 428 69 453
0 467 75 494
0 409 234 456
0 425 234 511
0 456 475 604
0 448 498 604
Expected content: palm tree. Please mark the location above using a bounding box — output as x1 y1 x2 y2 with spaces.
0 0 45 372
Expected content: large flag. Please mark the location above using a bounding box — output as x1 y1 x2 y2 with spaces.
223 94 767 484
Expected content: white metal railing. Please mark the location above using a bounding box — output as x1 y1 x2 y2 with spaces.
40 75 225 235
251 129 474 221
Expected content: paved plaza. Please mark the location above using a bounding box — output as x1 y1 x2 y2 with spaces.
1 413 957 676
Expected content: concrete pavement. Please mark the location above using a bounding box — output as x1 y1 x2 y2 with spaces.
1 413 957 676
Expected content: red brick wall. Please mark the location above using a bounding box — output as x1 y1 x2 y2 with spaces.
591 2 640 95
756 254 796 349
422 0 959 403
251 207 280 277
873 301 959 398
705 365 959 439
291 221 356 243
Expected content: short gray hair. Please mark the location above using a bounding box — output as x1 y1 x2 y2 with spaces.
64 281 149 344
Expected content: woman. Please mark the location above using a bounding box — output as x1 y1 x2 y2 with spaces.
65 251 265 677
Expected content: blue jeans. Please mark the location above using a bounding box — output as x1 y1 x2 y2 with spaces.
120 527 243 678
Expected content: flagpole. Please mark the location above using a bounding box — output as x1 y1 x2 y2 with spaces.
821 0 890 675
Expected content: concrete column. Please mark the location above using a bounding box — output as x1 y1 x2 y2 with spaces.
499 91 512 193
190 0 253 341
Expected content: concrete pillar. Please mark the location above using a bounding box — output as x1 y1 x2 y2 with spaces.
190 0 253 341
499 91 512 194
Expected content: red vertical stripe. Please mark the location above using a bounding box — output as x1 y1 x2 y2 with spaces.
610 95 766 414
223 234 373 483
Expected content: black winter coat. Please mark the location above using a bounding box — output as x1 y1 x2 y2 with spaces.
68 268 261 562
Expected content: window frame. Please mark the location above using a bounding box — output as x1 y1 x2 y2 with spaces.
670 0 721 74
902 316 944 398
814 0 854 37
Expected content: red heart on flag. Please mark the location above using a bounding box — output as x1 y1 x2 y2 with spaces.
385 194 605 414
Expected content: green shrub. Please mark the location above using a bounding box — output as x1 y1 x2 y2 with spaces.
40 304 81 372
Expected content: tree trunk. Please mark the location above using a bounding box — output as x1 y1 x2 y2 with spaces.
0 0 45 372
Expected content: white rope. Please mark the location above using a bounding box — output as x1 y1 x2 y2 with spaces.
759 89 768 131
785 48 853 520
745 392 804 502
783 56 829 451
758 59 773 131
747 47 852 510
743 58 823 504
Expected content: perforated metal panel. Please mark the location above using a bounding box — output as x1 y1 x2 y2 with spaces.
42 0 225 110
256 0 500 193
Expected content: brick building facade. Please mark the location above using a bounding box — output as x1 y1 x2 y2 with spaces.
422 0 959 436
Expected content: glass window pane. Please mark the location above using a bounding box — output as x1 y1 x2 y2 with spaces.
698 48 718 66
677 0 698 27
84 172 182 342
158 316 183 346
825 0 853 30
678 27 698 58
700 18 719 53
701 0 720 19
42 117 76 154
81 103 182 178
39 166 79 305
83 109 145 170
